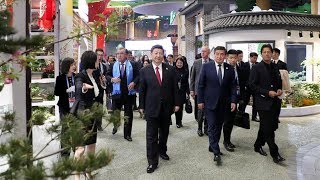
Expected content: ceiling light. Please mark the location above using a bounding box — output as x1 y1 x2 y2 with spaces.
184 0 188 7
299 31 303 38
287 30 291 38
310 31 313 38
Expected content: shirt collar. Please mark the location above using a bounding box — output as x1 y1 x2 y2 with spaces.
152 62 162 70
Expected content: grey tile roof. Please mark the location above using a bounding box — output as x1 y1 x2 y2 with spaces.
204 11 320 34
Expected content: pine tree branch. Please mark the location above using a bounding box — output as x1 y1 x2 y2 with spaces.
33 133 60 159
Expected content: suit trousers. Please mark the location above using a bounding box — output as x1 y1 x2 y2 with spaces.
223 110 236 144
59 109 71 157
205 104 225 155
238 90 258 119
113 95 134 137
254 101 279 158
274 97 282 121
146 103 170 166
195 95 207 131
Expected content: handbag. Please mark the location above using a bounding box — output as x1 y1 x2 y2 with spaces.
185 95 193 114
234 111 250 129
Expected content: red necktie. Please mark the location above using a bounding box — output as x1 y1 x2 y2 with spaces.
155 67 162 85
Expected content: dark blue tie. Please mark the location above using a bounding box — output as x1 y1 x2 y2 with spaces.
120 64 125 77
218 64 222 85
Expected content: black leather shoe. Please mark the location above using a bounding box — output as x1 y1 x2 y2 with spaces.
197 130 204 137
224 143 234 152
273 154 285 164
229 142 236 148
204 130 208 136
214 154 222 165
97 126 103 131
252 118 260 122
147 164 158 173
254 147 267 156
160 153 170 160
112 128 117 135
125 136 132 141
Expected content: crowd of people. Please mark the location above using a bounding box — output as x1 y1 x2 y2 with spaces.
54 43 288 178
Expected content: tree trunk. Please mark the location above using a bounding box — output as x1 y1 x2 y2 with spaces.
256 0 271 10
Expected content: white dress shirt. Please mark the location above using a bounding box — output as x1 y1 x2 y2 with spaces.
152 62 163 81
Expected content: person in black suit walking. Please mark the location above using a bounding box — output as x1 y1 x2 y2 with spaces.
74 51 106 180
249 44 285 164
108 48 139 141
139 45 179 173
237 50 245 67
54 57 76 157
198 46 237 165
272 48 287 123
222 49 243 152
238 52 259 121
174 57 190 128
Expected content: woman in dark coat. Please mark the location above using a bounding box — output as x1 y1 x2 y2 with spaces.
54 57 76 157
74 51 105 180
174 57 190 128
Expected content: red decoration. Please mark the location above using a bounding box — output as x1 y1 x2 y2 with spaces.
97 33 105 50
39 0 56 32
6 0 13 26
88 0 111 22
103 7 114 19
153 30 158 37
147 30 152 38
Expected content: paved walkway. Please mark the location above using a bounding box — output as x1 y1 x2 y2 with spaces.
79 111 320 180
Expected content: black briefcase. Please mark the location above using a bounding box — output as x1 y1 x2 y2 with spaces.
234 111 250 129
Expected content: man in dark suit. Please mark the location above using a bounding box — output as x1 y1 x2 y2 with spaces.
166 54 175 66
139 45 179 173
249 44 285 164
198 46 237 165
272 48 287 70
128 50 139 111
107 48 139 141
272 48 287 123
190 46 211 137
94 48 108 131
237 50 245 67
238 52 259 121
222 49 244 152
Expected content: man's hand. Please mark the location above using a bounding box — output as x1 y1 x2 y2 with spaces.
111 77 121 83
268 91 277 98
139 109 144 114
276 89 283 96
231 103 236 112
190 91 195 99
174 106 180 112
128 82 135 90
198 103 204 110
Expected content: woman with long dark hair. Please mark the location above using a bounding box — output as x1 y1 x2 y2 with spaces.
174 57 190 128
54 57 76 157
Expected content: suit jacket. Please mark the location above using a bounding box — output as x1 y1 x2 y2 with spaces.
54 73 75 113
274 60 287 70
190 58 212 95
197 61 237 110
75 70 102 110
139 63 179 120
248 61 282 111
107 60 139 99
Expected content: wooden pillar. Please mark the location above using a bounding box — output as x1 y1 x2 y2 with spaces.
311 0 319 15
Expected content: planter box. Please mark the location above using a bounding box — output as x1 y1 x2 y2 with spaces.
245 104 320 117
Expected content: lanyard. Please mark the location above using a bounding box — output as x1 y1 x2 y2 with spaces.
66 75 75 98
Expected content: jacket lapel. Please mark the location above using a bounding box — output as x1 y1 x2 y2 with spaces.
211 61 220 85
162 63 168 87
